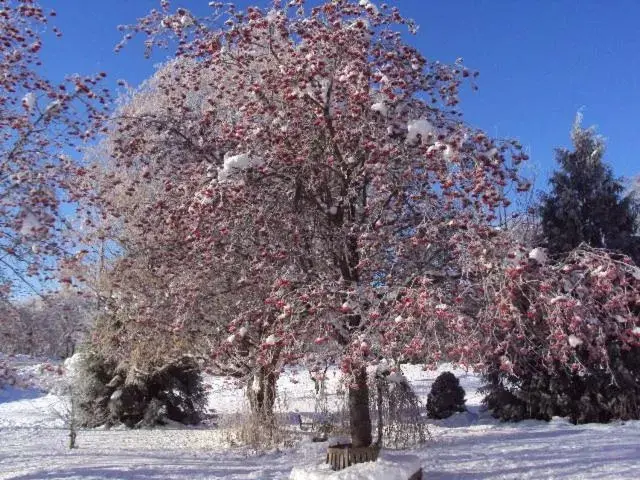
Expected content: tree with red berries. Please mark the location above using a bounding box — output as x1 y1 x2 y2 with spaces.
0 0 109 298
106 0 531 447
78 59 292 421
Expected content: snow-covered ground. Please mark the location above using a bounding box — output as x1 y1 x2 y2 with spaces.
2 358 640 479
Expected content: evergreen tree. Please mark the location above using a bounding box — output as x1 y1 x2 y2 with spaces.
426 372 466 419
631 175 640 235
540 114 639 262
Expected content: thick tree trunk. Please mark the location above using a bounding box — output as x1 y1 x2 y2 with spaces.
349 366 372 448
334 231 373 447
246 368 277 421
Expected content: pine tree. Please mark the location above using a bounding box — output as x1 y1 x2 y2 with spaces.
540 114 639 262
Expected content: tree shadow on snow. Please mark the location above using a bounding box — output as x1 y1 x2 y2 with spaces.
6 462 288 480
0 387 45 404
423 428 640 479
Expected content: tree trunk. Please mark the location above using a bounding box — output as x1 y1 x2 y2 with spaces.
246 368 277 421
335 232 372 447
349 366 372 448
375 374 384 447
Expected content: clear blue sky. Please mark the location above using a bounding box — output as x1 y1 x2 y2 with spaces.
39 0 640 191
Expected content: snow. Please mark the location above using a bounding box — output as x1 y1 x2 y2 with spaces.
218 153 264 182
290 453 421 480
427 141 454 160
44 99 62 117
3 359 640 479
266 9 281 24
529 247 548 264
251 373 261 393
370 102 388 117
20 212 41 236
340 302 352 312
264 334 278 345
63 352 86 378
568 334 583 348
22 92 36 111
206 164 217 178
406 119 435 144
180 14 194 27
358 0 379 15
347 18 371 40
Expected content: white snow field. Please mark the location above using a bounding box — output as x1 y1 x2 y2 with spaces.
2 359 640 480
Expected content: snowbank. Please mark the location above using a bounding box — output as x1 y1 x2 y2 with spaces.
290 453 421 480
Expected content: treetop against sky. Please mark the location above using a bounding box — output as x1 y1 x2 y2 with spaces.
38 0 640 188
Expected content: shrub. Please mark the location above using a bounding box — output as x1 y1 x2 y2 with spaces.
70 351 115 427
73 351 207 428
426 371 466 419
479 247 640 424
482 344 640 423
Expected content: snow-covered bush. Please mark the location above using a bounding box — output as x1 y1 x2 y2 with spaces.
371 366 427 448
70 351 116 427
73 351 207 428
426 372 466 419
480 247 640 423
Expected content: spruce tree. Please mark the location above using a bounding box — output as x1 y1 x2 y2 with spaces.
540 114 639 262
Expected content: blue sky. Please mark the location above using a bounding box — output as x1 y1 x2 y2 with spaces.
39 0 640 192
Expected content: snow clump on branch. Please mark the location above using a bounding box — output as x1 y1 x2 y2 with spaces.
406 119 436 144
218 153 264 182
